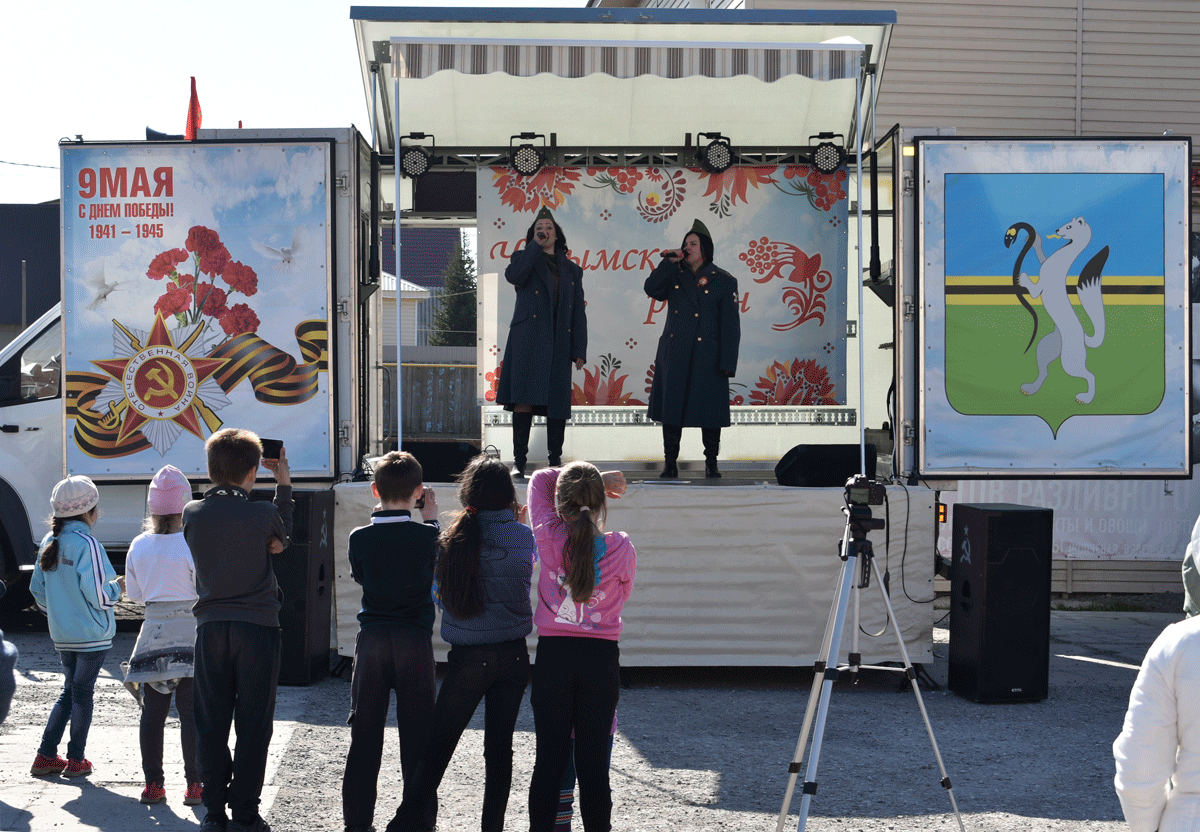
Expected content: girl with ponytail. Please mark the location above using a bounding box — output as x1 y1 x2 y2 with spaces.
389 454 536 832
29 475 123 779
526 461 635 832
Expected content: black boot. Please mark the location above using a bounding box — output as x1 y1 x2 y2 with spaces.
546 417 566 467
660 424 682 479
702 427 721 478
511 411 533 478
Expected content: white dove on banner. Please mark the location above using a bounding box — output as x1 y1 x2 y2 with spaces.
250 227 305 272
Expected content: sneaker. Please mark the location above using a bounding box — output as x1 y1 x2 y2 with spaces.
63 758 93 778
184 782 204 806
228 817 271 832
141 782 167 804
30 753 68 776
200 815 229 832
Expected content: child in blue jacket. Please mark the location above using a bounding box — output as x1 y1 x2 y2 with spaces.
29 475 124 778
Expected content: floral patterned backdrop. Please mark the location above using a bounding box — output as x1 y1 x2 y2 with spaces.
477 164 849 409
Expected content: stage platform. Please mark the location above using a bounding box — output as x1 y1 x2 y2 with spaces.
332 477 934 667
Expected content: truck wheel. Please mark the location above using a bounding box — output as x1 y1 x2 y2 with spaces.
0 573 33 613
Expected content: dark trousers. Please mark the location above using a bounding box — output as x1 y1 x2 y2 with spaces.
389 638 530 832
343 624 437 831
38 648 108 761
194 621 281 825
555 734 616 832
528 637 621 832
141 677 198 785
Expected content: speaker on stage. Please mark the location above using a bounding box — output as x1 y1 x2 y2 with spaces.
774 443 875 487
948 503 1053 703
254 488 335 686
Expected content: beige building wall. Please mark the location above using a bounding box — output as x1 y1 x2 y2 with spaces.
747 0 1200 144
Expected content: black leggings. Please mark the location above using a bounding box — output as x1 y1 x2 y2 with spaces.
141 678 198 785
528 637 620 832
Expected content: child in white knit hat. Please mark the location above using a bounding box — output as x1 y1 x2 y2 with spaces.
30 475 124 779
122 464 203 806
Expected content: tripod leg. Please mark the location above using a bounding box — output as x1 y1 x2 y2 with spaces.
776 528 855 832
867 554 966 832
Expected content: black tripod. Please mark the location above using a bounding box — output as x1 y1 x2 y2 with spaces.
775 483 964 832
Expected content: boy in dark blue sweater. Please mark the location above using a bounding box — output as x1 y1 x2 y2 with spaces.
342 451 441 832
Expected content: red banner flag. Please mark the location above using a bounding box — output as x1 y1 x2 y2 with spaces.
185 77 202 141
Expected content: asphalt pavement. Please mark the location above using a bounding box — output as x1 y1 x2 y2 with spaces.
0 609 1178 832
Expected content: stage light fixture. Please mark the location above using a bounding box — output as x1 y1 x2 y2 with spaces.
809 132 846 174
697 132 735 174
509 132 547 177
398 132 434 179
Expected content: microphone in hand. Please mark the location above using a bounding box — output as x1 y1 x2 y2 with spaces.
661 249 682 262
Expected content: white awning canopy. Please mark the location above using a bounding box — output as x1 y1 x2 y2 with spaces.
351 7 895 155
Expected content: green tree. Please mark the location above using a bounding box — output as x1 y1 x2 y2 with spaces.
429 233 477 347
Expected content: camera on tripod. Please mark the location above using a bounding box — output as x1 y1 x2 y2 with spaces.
844 474 885 507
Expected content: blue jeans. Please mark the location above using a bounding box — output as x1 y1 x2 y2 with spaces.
39 649 108 761
388 638 530 832
343 623 438 831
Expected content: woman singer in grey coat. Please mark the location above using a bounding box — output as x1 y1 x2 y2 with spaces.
645 218 741 478
496 206 587 477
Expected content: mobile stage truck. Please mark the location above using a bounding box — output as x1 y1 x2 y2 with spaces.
343 6 938 667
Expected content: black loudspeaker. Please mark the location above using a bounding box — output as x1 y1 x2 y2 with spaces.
949 503 1053 703
255 488 335 686
775 443 876 487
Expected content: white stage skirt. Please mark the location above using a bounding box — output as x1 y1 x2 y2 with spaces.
332 481 934 667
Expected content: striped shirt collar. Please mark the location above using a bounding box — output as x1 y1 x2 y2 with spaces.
371 509 413 525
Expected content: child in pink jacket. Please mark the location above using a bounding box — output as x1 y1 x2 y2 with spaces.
526 462 635 832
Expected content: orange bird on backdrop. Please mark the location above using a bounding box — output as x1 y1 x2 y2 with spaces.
185 77 202 141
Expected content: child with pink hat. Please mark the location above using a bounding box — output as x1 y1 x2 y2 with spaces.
122 465 203 806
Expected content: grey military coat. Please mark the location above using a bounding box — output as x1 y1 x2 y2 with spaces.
496 242 587 419
644 259 741 428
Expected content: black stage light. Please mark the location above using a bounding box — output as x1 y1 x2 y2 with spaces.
697 132 735 174
510 132 547 177
809 132 846 174
398 132 434 179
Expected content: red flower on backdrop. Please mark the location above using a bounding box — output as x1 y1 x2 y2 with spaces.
222 261 259 296
644 361 656 396
147 248 188 280
740 237 834 332
485 360 503 403
490 166 582 213
154 284 193 318
777 165 848 212
145 225 261 334
696 166 778 218
572 353 646 406
218 303 260 336
749 358 838 406
196 284 229 317
186 226 223 260
586 166 644 195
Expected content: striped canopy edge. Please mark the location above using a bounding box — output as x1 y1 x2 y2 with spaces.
391 37 866 84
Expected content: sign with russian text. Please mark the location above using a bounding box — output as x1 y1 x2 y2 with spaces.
476 165 848 411
61 141 333 479
918 138 1191 478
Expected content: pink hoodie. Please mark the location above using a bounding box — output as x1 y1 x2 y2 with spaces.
528 467 636 641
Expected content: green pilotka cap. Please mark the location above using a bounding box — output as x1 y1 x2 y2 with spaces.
536 206 554 222
689 218 712 240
